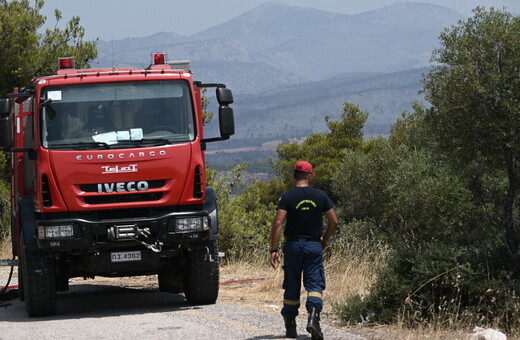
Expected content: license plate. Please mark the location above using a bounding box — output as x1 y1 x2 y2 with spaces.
111 251 141 262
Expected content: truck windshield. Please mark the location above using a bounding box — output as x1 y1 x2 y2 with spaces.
40 80 195 149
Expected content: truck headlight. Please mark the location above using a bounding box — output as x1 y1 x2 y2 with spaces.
37 225 74 239
175 217 209 232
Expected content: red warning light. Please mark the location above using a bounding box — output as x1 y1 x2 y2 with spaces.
58 57 75 70
153 53 166 65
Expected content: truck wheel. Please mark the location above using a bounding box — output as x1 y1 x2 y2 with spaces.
183 241 219 305
20 238 57 317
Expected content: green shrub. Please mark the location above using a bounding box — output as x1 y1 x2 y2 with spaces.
332 137 519 329
208 164 284 260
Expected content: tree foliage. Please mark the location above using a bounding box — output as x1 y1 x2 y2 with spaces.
423 7 520 268
334 140 478 246
207 164 285 259
201 88 214 126
334 8 520 330
209 102 368 259
274 102 368 199
0 0 97 96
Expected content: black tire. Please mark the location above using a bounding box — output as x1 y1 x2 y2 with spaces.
183 241 219 305
20 237 57 317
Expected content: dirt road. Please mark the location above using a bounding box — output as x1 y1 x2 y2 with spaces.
0 274 364 340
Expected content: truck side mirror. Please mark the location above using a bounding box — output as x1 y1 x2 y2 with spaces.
216 87 233 105
0 98 12 149
219 106 235 138
200 84 236 143
216 88 235 139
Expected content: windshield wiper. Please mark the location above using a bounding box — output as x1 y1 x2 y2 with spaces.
115 138 172 147
47 142 110 150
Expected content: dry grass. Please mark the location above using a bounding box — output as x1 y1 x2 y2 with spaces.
219 257 281 309
219 241 390 319
0 240 11 259
324 241 390 309
347 324 472 340
218 244 518 340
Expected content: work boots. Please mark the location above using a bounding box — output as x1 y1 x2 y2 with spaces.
283 316 297 338
306 307 323 340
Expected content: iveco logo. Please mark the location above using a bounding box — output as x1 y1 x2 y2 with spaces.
97 181 149 194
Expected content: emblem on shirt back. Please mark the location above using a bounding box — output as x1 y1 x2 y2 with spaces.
296 200 317 211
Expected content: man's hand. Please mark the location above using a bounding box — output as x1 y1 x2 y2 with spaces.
270 251 280 269
320 236 328 249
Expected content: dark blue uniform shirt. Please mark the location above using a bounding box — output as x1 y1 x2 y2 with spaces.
277 186 334 240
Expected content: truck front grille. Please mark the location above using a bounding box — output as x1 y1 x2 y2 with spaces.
84 193 163 205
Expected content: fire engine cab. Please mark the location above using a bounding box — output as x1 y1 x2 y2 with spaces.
0 53 235 316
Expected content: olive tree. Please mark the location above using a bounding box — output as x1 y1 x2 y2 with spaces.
0 0 97 96
423 7 520 268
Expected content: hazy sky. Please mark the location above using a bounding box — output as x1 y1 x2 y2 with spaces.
40 0 519 41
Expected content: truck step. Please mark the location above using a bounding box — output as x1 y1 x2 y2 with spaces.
0 259 19 267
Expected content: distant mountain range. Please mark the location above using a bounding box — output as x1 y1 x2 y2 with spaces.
93 2 464 146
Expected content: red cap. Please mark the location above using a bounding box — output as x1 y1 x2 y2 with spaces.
294 161 313 173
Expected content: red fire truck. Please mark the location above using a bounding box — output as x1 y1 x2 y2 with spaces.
0 53 235 316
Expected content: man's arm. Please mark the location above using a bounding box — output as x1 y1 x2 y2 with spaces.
270 209 287 269
321 208 338 249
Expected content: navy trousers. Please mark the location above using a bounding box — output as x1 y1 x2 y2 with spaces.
281 239 325 317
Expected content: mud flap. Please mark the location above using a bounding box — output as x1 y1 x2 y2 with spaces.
19 198 38 251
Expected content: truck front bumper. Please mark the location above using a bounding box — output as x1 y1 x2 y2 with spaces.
34 210 216 252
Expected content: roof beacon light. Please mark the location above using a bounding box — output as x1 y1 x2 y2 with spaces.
58 57 75 70
152 53 166 65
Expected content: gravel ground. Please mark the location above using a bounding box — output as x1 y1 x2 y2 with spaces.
2 263 494 340
0 266 365 339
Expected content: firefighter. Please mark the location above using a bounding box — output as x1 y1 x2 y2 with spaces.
269 161 338 340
